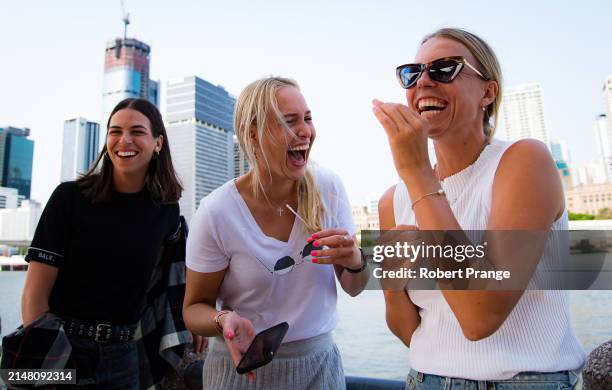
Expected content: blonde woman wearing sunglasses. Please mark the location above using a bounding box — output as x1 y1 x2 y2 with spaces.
183 77 369 389
374 28 584 388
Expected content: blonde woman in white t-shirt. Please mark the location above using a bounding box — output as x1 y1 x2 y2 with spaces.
183 77 369 389
373 28 584 388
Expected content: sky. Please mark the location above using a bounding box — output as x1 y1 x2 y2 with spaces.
1 0 611 207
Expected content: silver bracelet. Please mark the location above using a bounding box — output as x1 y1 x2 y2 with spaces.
411 189 446 210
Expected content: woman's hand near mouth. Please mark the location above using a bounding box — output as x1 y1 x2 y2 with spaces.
371 99 433 182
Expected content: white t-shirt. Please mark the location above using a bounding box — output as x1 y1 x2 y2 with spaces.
186 166 356 342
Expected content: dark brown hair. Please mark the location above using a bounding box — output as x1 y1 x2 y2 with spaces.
77 98 183 204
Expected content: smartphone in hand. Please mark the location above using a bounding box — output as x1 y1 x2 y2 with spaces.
236 322 289 375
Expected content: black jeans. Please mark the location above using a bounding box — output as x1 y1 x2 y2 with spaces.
65 334 139 389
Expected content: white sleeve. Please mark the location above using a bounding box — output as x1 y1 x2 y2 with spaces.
186 200 230 273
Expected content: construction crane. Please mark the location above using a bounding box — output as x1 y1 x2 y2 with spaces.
121 0 130 40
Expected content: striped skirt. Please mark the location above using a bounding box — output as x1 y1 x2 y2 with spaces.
202 332 345 390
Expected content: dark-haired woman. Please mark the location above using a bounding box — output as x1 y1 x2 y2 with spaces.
21 98 184 388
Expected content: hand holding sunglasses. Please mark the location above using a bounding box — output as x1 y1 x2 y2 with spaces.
306 228 362 270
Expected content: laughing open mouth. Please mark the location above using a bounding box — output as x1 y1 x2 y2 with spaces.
287 144 309 165
417 98 448 118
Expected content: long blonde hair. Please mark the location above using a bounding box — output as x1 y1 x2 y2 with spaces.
234 76 325 233
422 28 503 140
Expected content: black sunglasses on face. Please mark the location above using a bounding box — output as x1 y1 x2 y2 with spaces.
255 241 322 276
396 56 489 89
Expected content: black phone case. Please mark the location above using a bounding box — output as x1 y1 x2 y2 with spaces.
236 322 289 374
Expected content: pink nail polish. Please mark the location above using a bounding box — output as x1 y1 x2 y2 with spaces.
311 234 318 239
312 258 318 263
311 250 318 256
313 241 319 246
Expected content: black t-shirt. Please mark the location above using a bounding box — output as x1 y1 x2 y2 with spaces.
26 181 180 325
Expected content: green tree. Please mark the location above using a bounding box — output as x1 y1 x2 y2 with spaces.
596 208 612 220
568 211 595 220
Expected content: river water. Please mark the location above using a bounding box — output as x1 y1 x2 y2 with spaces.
1 272 611 380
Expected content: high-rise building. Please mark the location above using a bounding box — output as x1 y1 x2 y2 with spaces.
0 126 34 198
577 162 606 187
594 114 611 182
550 139 573 189
61 117 100 181
604 76 612 132
550 139 570 163
501 83 549 145
0 187 18 209
166 76 236 221
233 135 250 178
101 37 159 147
555 161 573 190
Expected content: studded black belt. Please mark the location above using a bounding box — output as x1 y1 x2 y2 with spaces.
62 317 136 343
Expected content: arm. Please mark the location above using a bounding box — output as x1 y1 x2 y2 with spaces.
20 183 72 326
309 230 367 297
333 235 369 297
21 262 58 326
439 140 563 340
182 197 257 379
309 171 369 296
183 268 256 379
379 185 421 347
183 268 228 337
409 140 562 340
183 200 251 338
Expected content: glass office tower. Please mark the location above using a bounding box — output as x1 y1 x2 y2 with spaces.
0 127 34 199
166 76 236 221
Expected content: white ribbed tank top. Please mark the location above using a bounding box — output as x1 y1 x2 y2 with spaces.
393 138 585 380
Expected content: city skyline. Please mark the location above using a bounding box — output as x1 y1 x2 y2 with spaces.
166 75 236 221
2 1 612 206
